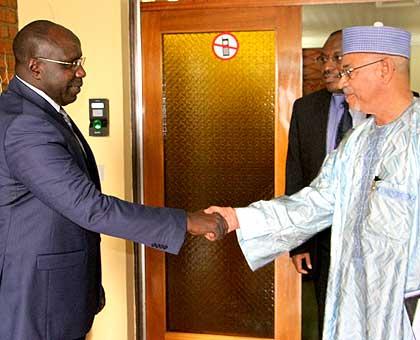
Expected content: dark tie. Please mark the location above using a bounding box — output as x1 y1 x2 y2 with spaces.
59 107 87 158
59 107 73 129
335 100 352 148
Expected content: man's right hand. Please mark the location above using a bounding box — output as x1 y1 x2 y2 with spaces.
291 252 312 274
204 206 239 233
187 210 228 241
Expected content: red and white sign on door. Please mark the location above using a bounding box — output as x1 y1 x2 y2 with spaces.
212 32 239 60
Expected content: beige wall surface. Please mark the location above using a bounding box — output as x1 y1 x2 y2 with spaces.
411 45 420 93
17 1 135 339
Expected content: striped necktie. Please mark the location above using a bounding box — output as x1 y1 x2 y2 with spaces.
59 107 73 130
59 107 87 158
335 99 353 148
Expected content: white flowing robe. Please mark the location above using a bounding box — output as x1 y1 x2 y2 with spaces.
236 99 420 340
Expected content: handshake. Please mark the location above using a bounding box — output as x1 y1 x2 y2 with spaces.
186 207 240 241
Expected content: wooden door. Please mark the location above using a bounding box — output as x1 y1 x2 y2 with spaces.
138 2 302 339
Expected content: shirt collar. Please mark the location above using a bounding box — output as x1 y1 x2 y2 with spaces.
15 75 61 113
332 92 345 106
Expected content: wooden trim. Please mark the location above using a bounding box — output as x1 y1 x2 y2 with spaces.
145 249 166 339
141 11 167 340
273 6 301 340
275 256 302 340
166 333 272 340
142 13 164 209
274 7 301 196
141 0 383 11
159 7 286 33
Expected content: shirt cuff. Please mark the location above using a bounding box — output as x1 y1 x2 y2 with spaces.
235 206 272 240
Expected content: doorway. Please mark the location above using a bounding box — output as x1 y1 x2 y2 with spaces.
133 1 302 339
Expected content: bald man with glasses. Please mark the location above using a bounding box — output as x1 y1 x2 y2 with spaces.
0 20 227 340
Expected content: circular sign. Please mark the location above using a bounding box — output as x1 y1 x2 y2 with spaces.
212 32 239 60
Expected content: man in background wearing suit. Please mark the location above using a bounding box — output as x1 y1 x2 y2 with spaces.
286 30 358 339
0 20 226 340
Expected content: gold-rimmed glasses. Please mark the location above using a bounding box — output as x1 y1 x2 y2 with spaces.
337 59 384 79
36 57 86 70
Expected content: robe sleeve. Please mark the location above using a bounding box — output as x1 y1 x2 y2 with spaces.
235 148 340 271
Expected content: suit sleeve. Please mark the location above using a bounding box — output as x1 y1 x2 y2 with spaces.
286 100 316 257
285 101 304 196
5 114 186 254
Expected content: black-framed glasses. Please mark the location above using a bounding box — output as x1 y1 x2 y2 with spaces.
337 59 384 79
36 57 86 69
315 54 343 65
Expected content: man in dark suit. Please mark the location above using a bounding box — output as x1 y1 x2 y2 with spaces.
286 30 353 339
0 20 226 340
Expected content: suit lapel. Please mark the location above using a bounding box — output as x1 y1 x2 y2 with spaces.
10 78 64 122
317 89 332 157
8 78 101 190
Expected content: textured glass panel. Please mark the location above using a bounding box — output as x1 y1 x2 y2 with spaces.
163 31 275 338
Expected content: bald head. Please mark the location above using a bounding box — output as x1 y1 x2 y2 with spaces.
12 20 86 106
13 20 80 72
325 30 342 45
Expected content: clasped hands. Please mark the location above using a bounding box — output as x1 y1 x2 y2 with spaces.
186 206 240 241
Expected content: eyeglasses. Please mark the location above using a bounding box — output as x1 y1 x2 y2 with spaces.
337 59 384 79
36 57 86 69
316 54 343 65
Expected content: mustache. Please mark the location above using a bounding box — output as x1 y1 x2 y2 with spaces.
323 69 339 78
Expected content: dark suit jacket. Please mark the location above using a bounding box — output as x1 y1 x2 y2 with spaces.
0 78 186 340
286 88 332 278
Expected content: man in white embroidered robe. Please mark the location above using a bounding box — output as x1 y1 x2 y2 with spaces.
206 24 420 340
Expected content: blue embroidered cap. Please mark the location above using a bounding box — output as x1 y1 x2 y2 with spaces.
343 23 411 59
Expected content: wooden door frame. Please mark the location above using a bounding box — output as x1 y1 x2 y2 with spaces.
131 1 386 339
139 3 301 339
